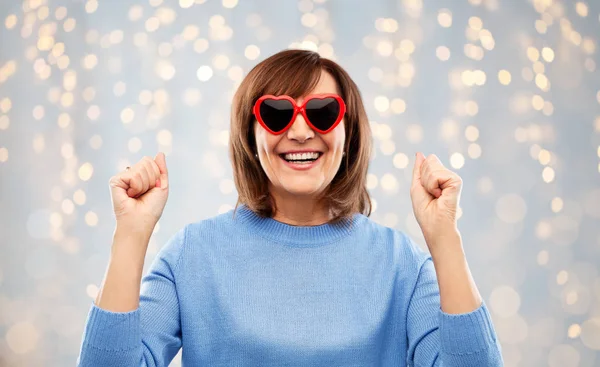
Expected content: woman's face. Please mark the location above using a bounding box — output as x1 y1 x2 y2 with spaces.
254 70 346 199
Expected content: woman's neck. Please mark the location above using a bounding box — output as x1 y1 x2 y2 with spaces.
270 190 331 226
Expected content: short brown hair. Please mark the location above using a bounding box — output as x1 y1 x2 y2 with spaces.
229 49 372 222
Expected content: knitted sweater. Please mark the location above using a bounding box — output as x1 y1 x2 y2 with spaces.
78 205 503 366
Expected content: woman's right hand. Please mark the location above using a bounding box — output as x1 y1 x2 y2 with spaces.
108 152 169 235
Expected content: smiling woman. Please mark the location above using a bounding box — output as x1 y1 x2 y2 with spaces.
229 50 372 224
77 49 503 367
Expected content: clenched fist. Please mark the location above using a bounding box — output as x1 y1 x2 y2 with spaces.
108 152 169 234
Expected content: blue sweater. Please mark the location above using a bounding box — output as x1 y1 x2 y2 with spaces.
78 205 503 366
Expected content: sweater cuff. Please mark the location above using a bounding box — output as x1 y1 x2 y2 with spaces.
81 302 141 351
439 300 497 355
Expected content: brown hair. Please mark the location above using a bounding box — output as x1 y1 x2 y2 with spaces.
229 49 372 222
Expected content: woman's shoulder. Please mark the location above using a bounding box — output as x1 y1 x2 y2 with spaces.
360 215 431 264
183 208 239 237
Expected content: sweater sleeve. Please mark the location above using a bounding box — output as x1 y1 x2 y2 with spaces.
77 227 186 367
406 258 504 367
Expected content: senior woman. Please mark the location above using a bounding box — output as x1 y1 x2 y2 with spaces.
77 49 503 366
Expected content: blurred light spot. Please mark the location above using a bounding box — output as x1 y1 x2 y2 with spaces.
465 125 479 141
213 54 230 70
366 173 378 189
542 166 555 183
61 199 74 215
498 69 511 85
542 47 555 62
380 140 395 155
155 60 176 80
32 105 45 120
6 322 39 354
85 211 98 226
437 9 452 27
194 38 209 53
82 54 98 69
90 135 102 150
219 179 235 194
86 284 99 298
78 163 93 181
33 134 45 153
246 13 261 27
157 129 173 146
495 314 528 344
73 190 87 205
218 204 233 214
468 16 483 30
532 95 544 110
139 90 152 105
575 2 588 17
0 115 9 130
389 99 406 114
465 100 478 116
133 32 148 47
128 5 144 21
113 81 126 97
467 143 481 159
527 47 540 62
245 45 260 60
222 0 238 8
5 14 17 29
85 0 98 13
496 194 527 223
179 0 194 8
128 137 142 153
568 323 581 339
406 124 423 143
551 197 563 213
63 18 76 32
450 153 465 169
380 174 398 192
121 108 134 124
535 20 548 34
374 96 389 112
490 285 521 317
557 270 569 285
87 105 100 121
0 147 8 162
183 88 202 106
580 318 600 350
197 65 213 81
145 17 160 32
393 153 409 169
538 149 551 165
301 13 317 27
548 344 579 367
536 220 552 239
537 250 549 265
368 67 383 82
436 46 450 61
376 40 393 56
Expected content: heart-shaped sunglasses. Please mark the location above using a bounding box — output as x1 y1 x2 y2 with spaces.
253 94 346 135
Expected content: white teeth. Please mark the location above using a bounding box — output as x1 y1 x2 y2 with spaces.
283 152 320 161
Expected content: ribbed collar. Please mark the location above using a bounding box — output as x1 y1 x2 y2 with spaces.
232 204 366 247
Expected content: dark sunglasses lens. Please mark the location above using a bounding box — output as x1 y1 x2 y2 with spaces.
259 99 294 133
305 97 340 132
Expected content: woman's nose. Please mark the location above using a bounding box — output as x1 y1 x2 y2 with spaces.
286 114 314 143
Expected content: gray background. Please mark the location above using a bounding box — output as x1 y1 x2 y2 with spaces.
0 0 599 366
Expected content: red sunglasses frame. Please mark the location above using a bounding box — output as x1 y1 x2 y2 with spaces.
252 94 346 135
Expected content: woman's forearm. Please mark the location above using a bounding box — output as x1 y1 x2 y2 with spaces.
428 230 483 314
94 227 152 312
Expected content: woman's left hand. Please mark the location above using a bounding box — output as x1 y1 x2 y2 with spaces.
410 152 463 253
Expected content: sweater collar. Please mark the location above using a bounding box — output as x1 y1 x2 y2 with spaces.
232 204 365 247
